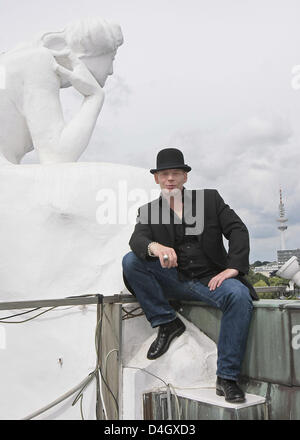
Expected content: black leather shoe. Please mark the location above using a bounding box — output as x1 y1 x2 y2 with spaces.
216 377 245 403
147 317 186 360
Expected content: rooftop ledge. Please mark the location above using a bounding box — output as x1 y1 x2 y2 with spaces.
179 298 300 388
181 298 300 309
176 298 300 419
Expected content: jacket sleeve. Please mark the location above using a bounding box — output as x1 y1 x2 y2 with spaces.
129 206 154 260
215 190 250 275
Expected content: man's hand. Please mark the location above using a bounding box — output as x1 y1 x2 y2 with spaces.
208 268 239 291
149 242 178 269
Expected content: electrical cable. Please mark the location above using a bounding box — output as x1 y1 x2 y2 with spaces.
125 366 180 420
98 366 119 415
0 307 41 320
22 373 95 420
124 366 215 420
22 318 106 420
0 301 89 321
125 366 168 386
0 306 58 324
71 304 111 420
21 300 104 419
94 305 108 420
168 383 182 420
9 292 214 420
102 348 119 418
0 293 102 323
7 293 118 420
104 349 119 381
79 394 84 420
71 369 98 420
122 306 144 320
98 367 108 420
166 385 172 420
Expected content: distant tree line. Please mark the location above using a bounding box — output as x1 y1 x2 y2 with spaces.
246 268 289 287
248 261 299 299
251 260 272 267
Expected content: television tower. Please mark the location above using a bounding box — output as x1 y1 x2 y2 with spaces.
277 188 288 250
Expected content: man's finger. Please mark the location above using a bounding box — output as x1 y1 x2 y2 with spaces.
210 276 225 290
159 254 166 268
160 252 169 268
209 277 219 291
217 278 224 288
168 252 177 268
167 255 174 269
208 277 216 289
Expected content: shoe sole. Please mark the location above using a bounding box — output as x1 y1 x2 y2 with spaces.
216 388 246 403
147 326 186 360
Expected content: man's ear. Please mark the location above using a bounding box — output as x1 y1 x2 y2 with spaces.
154 173 159 184
41 31 68 52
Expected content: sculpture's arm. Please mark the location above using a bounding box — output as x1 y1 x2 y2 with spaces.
23 50 104 163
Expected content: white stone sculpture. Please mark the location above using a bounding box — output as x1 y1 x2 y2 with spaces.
0 162 156 301
0 18 123 164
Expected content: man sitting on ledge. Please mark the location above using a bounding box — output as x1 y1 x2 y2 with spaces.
122 147 258 403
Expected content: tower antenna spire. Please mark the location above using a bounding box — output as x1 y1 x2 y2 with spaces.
277 187 288 250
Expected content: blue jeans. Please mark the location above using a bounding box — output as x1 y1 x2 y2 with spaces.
122 251 253 380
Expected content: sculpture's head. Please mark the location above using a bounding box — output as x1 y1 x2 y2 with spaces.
41 18 123 86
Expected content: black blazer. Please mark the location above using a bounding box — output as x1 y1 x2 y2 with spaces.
124 188 258 301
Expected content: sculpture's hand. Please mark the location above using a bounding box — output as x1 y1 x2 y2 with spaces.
51 50 104 98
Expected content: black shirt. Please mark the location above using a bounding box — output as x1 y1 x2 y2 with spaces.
168 192 219 284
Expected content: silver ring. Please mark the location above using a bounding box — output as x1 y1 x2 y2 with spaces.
163 254 169 261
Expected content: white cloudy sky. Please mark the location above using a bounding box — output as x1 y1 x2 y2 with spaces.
2 0 300 262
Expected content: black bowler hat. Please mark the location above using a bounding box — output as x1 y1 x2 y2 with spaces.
150 148 191 174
